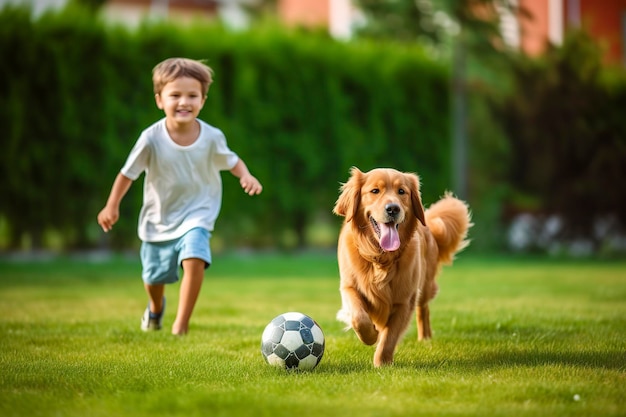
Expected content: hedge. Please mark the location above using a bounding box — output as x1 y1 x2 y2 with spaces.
0 6 451 250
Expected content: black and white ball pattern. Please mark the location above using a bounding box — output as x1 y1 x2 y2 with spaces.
261 312 325 370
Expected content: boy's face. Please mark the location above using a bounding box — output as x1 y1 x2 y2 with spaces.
155 77 206 126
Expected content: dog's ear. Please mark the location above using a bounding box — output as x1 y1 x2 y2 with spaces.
333 167 363 222
407 173 426 226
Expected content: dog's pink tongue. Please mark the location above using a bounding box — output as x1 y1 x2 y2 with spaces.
380 223 400 252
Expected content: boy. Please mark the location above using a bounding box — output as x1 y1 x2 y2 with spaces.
97 57 262 335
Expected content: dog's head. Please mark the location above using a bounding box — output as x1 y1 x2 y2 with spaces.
333 167 426 252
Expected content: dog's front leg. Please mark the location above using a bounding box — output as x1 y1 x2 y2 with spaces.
339 286 379 345
373 303 413 366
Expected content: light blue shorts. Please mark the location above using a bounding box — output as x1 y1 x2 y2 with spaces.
140 227 212 285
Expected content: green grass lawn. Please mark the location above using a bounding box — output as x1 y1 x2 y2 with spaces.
0 252 624 417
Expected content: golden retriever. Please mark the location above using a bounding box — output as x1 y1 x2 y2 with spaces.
333 167 471 366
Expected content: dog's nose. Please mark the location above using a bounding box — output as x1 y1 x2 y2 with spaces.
385 203 401 217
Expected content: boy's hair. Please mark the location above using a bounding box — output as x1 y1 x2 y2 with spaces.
152 58 213 97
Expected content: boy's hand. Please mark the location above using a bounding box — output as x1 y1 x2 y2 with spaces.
239 174 263 196
97 206 120 232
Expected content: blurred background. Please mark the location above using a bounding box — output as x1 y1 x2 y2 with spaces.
0 0 625 257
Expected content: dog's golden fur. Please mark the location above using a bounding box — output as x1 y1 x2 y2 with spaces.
333 167 471 366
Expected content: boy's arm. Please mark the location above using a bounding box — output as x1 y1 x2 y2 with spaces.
230 159 263 196
97 173 133 232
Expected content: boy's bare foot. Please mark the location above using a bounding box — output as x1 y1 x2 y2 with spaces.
171 322 188 335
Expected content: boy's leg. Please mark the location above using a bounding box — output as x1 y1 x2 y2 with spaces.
140 239 178 331
141 283 166 331
144 283 165 314
172 257 205 335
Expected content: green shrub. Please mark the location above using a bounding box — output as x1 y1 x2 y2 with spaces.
490 31 626 250
0 6 450 250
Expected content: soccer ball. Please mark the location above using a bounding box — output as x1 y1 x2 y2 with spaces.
261 312 325 370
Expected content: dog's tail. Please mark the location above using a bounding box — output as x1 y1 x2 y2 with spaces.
424 192 472 265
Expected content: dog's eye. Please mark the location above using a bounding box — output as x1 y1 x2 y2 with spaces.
371 188 380 194
398 188 406 195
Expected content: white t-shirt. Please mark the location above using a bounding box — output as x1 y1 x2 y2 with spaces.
121 118 239 242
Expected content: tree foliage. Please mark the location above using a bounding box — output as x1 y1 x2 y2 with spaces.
353 0 519 50
492 31 626 246
351 0 626 253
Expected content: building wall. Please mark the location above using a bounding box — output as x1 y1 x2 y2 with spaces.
519 0 551 56
278 0 330 29
567 0 626 65
519 0 626 65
